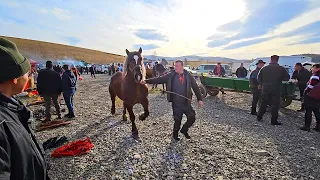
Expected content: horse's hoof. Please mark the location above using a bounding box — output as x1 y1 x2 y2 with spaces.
111 110 115 115
122 115 128 122
139 114 146 121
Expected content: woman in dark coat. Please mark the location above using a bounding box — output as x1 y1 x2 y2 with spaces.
300 63 320 132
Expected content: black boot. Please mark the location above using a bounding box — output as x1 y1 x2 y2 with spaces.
250 107 257 115
271 121 282 125
300 125 311 132
180 129 191 139
313 122 320 132
173 132 180 141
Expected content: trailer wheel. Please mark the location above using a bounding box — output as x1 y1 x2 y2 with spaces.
281 97 293 108
198 84 207 99
207 87 220 96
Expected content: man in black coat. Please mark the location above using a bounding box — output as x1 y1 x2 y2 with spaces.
140 60 203 141
291 63 312 111
0 38 50 179
236 63 248 78
37 61 62 122
257 55 290 125
249 60 265 115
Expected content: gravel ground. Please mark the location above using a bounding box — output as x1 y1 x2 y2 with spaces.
29 74 320 180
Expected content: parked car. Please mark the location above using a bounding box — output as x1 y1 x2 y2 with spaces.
196 64 232 76
184 65 197 75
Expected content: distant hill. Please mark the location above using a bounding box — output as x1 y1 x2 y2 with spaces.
0 36 125 64
144 55 251 63
297 54 320 63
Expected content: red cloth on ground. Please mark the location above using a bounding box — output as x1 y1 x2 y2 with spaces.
51 138 94 158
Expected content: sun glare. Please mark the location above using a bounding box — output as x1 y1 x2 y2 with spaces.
168 0 246 39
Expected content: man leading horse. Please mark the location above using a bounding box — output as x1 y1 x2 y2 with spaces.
140 60 203 141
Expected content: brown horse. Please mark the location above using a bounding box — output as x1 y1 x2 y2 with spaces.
109 47 149 139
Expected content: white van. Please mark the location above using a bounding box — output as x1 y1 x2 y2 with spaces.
247 56 312 78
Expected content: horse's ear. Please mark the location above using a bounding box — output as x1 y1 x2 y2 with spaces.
126 49 130 55
139 47 142 54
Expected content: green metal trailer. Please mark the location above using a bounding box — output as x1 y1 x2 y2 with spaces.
199 76 297 108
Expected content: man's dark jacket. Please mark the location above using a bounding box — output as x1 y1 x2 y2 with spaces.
145 70 202 104
0 93 49 179
291 67 312 85
236 67 248 77
37 68 62 95
249 67 261 89
258 63 290 92
61 70 77 92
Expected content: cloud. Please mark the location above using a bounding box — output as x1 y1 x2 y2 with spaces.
134 29 168 42
208 0 310 48
63 36 81 45
223 37 273 50
133 44 159 50
51 8 72 21
207 38 232 48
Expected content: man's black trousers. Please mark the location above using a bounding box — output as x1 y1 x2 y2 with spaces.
257 91 281 122
172 104 196 134
251 88 261 112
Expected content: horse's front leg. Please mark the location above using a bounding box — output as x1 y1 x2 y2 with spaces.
122 102 127 122
127 105 139 139
139 98 149 121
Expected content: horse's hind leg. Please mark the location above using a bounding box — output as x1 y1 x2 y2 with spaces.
139 98 150 121
109 87 116 115
128 105 139 139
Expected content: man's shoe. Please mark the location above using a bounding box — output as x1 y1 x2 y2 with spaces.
173 132 180 141
250 111 257 115
68 114 75 118
180 130 191 139
300 126 311 132
271 121 282 125
64 114 71 118
313 122 320 132
256 117 262 121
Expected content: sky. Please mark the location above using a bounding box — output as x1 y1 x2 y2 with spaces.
1 0 320 59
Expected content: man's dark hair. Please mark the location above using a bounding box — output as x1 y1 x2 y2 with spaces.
175 60 184 66
46 61 53 68
295 63 303 67
63 64 69 71
312 63 320 68
271 55 279 62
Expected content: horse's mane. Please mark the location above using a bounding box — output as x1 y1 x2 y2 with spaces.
123 52 146 80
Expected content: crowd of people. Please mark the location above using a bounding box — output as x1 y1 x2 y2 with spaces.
0 37 320 179
248 55 320 131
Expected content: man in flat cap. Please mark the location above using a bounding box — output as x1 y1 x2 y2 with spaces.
0 38 50 179
257 55 290 125
249 59 265 115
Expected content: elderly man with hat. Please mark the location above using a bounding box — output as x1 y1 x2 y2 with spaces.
249 60 266 115
257 55 290 125
0 38 50 179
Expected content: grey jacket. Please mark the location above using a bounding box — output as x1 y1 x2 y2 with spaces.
258 63 290 93
145 70 202 103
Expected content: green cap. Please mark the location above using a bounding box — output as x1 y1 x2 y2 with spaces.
0 38 31 82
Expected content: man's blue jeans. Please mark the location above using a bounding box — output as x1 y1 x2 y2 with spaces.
63 89 76 115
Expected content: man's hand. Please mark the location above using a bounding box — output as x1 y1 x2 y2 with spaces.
140 80 146 85
198 100 204 108
258 85 262 89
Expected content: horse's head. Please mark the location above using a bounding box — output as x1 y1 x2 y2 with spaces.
124 47 145 83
